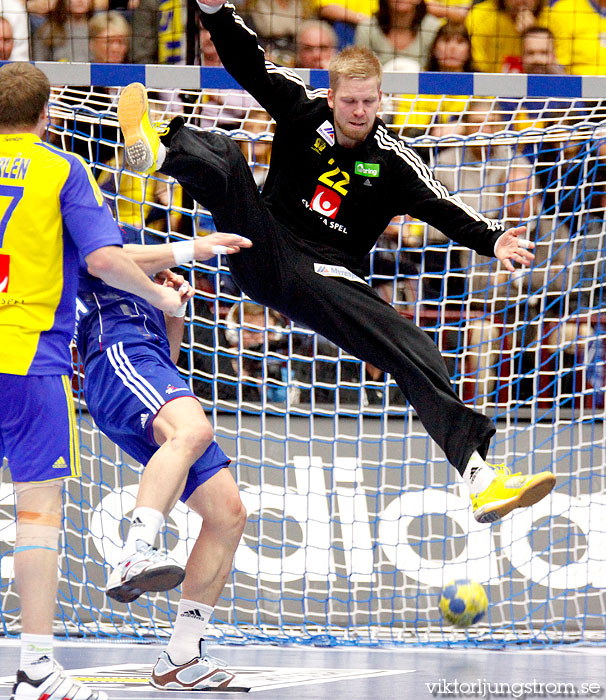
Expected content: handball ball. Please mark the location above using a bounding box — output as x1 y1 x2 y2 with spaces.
439 579 488 627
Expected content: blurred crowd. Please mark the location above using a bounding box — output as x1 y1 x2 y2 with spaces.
1 0 606 73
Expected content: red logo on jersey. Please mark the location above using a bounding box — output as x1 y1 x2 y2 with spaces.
0 254 9 293
310 184 341 219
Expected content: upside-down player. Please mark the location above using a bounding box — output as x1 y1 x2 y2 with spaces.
117 3 556 527
0 63 187 700
77 230 250 690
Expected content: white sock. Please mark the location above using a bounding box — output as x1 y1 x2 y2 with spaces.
123 506 164 556
197 1 224 14
157 142 166 170
462 452 496 495
20 633 54 680
166 599 213 665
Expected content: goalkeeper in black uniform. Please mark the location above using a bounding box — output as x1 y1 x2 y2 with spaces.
117 0 555 570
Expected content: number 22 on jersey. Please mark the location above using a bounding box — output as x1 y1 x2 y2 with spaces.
318 159 350 196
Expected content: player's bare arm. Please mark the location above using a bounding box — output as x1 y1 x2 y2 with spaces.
85 245 187 315
123 233 252 275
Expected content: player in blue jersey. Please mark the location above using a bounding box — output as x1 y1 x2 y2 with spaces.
0 63 188 700
77 229 252 690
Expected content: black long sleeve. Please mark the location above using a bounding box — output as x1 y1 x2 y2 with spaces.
200 4 505 267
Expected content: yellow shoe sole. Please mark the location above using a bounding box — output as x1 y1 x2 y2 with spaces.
474 471 556 524
117 82 157 174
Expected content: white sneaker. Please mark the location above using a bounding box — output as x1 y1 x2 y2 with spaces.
11 661 107 700
150 640 244 691
106 542 185 603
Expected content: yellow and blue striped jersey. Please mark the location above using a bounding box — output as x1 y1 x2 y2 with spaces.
0 133 123 376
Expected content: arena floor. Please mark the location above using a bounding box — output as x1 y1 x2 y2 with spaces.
0 640 604 699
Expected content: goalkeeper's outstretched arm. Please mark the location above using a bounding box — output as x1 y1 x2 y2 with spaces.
197 0 319 121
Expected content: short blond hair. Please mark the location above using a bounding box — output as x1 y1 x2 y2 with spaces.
0 63 49 129
328 47 382 92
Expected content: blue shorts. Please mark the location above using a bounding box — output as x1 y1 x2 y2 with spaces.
83 341 229 502
0 374 81 483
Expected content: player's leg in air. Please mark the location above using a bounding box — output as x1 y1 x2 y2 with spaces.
102 396 215 602
84 341 219 602
116 82 556 526
2 375 107 700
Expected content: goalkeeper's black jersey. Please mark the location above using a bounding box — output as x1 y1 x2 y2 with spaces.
201 4 504 271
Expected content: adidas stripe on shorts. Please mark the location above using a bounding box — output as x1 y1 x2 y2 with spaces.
0 374 81 482
83 342 230 502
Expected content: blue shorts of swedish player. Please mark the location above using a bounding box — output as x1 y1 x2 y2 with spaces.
0 374 81 483
83 341 228 503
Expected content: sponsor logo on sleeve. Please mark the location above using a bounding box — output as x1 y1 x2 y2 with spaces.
312 137 327 154
316 120 335 146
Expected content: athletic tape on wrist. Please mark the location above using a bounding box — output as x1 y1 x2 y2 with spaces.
167 282 189 318
173 240 196 265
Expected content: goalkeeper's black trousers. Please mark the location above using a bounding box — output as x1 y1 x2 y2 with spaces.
160 125 496 474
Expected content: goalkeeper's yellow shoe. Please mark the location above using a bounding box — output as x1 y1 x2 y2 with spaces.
117 82 162 174
472 465 556 524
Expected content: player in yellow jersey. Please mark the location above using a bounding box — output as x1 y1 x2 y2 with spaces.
0 62 189 700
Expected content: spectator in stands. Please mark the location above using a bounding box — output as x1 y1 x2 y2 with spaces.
245 0 302 65
1 0 28 59
432 100 519 225
520 24 564 74
390 21 474 136
49 11 129 165
456 145 591 402
499 27 591 227
499 27 582 134
314 0 378 49
354 0 442 65
426 17 473 71
295 19 337 68
192 300 289 404
88 9 130 63
238 107 274 188
32 0 93 61
428 100 534 395
465 0 550 73
292 331 407 407
0 15 14 58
